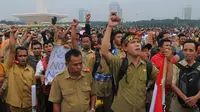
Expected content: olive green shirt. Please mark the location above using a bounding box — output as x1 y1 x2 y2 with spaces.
109 55 158 112
49 69 96 112
115 45 126 58
4 56 36 108
80 48 95 70
80 48 113 97
95 55 113 97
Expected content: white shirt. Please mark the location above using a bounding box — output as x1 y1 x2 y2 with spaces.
35 60 44 76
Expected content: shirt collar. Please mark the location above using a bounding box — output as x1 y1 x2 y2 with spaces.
127 58 146 66
65 69 86 79
81 48 93 53
115 45 122 50
17 64 31 71
179 59 196 67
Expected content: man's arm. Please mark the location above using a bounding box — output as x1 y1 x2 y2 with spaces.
164 48 174 85
90 95 96 110
171 65 189 105
53 25 58 41
101 12 120 64
71 19 79 49
41 29 47 42
171 84 188 102
53 103 61 112
49 77 61 110
22 32 34 48
89 78 96 112
85 14 91 35
0 69 8 96
4 26 17 70
166 61 173 85
21 30 28 44
63 25 72 36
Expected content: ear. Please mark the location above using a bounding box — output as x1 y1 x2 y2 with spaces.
195 52 198 57
122 44 127 52
65 62 69 66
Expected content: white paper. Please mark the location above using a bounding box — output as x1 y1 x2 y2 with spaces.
32 85 36 112
45 46 69 85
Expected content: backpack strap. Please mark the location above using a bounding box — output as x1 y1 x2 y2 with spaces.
92 49 101 78
146 61 153 86
191 62 200 73
175 63 185 70
114 57 128 95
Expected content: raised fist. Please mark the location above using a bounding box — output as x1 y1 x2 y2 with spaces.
72 19 79 27
10 26 18 33
108 12 121 27
85 14 91 21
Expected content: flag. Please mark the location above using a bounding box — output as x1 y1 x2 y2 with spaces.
150 58 167 112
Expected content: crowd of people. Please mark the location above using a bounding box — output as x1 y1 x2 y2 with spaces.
0 12 200 112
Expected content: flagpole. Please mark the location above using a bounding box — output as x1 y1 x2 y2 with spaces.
161 57 167 111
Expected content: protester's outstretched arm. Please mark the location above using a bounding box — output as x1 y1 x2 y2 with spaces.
22 32 34 48
22 27 31 44
101 12 120 64
21 30 28 44
71 19 79 49
63 25 72 36
85 14 91 35
5 26 17 69
164 48 173 85
53 24 58 41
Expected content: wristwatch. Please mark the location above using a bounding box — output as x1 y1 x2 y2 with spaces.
91 108 95 112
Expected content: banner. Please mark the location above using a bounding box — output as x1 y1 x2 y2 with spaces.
45 46 69 85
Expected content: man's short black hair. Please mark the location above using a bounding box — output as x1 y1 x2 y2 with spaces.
113 31 122 38
81 34 92 42
183 39 199 51
15 46 28 58
158 39 171 47
157 31 169 43
65 49 82 63
43 40 54 47
31 40 42 49
178 33 186 38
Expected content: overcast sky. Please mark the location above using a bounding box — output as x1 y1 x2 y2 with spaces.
0 0 200 21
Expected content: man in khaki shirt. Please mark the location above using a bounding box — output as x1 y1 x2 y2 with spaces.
101 13 173 112
49 49 96 112
71 19 114 112
2 27 36 112
171 40 200 112
71 19 95 70
111 31 126 58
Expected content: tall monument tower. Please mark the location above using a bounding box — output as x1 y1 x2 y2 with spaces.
36 0 47 13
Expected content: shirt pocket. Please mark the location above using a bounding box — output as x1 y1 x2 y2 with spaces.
23 71 34 87
82 87 91 104
62 89 74 104
138 74 147 96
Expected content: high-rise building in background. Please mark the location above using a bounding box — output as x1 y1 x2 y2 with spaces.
184 5 192 20
79 8 89 22
109 2 123 21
